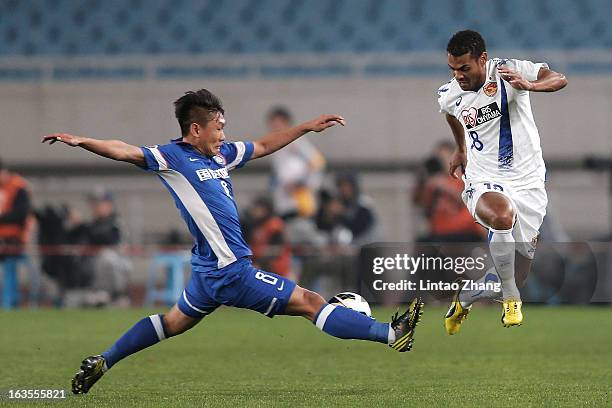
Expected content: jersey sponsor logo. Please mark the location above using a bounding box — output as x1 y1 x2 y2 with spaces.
483 82 498 97
461 108 478 128
213 154 226 166
461 102 502 129
188 157 199 162
196 167 229 181
456 96 462 106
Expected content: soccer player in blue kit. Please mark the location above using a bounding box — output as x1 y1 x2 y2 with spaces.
42 89 424 394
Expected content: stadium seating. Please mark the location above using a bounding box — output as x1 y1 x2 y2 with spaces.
1 0 610 57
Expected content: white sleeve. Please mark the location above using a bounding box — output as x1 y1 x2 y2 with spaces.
437 82 453 115
511 59 549 82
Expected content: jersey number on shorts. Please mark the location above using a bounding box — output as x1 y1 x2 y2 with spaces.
255 271 278 285
484 182 503 192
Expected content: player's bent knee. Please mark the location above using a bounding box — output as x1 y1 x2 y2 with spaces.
303 289 326 316
287 286 326 321
477 193 514 230
163 305 201 337
489 212 514 230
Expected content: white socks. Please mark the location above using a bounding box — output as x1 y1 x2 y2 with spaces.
489 229 520 301
387 325 396 344
459 267 502 307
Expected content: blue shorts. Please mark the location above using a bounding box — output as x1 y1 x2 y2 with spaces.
177 257 297 319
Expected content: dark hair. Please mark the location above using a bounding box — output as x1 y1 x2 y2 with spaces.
174 89 224 136
253 196 275 214
266 106 292 124
424 156 443 175
335 172 360 196
0 157 4 171
447 30 486 59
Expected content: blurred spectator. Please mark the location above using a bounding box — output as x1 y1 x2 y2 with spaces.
315 172 380 247
243 196 292 278
335 172 380 245
36 204 80 306
72 188 121 246
0 158 33 259
39 188 131 307
315 190 353 245
267 106 325 219
413 141 485 242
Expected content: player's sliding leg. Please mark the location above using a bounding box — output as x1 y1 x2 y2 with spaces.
285 286 424 352
224 261 424 352
71 305 202 394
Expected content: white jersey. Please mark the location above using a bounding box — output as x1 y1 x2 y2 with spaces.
437 58 548 190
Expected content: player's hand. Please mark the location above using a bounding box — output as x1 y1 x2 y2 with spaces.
41 133 83 147
497 66 534 91
449 149 467 179
305 114 346 132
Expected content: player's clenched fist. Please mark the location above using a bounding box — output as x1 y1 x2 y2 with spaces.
497 66 534 91
41 133 83 147
305 114 346 132
449 149 467 179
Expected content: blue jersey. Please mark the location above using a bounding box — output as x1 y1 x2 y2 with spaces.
140 139 254 271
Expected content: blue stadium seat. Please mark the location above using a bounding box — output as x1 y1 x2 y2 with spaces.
0 0 610 56
1 255 40 309
144 251 191 307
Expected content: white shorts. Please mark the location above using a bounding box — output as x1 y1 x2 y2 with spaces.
461 178 548 259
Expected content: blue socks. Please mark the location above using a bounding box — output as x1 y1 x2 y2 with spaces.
102 314 168 369
314 304 392 344
101 307 391 370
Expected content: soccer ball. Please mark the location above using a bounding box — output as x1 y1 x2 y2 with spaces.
328 292 372 317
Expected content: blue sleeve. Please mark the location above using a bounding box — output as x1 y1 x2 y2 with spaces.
221 141 254 170
139 144 172 172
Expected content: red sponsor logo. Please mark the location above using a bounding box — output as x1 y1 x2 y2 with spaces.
461 107 478 128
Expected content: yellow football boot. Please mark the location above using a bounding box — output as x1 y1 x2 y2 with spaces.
501 299 523 327
444 289 471 335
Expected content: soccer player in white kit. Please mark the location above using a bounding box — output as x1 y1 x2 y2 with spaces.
438 30 567 333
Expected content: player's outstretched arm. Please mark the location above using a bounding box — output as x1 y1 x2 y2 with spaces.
250 114 345 160
498 66 567 92
41 133 145 167
445 114 467 179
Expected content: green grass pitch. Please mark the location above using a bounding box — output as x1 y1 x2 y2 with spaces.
1 306 610 407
